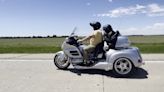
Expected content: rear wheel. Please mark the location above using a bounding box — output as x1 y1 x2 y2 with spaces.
113 57 134 77
54 54 70 70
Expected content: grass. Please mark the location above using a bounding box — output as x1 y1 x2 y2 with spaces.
128 35 164 43
128 36 164 53
0 36 164 53
0 38 64 53
132 43 164 53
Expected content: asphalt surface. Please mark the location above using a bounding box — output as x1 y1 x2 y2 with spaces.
0 54 164 92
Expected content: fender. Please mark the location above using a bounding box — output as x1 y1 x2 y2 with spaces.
54 51 67 61
54 51 64 57
106 47 141 69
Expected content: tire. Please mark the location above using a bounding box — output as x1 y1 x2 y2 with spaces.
113 57 134 77
54 54 70 70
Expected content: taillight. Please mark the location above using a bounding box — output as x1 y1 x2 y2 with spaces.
138 59 142 63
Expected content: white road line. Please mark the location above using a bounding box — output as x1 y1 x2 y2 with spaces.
145 61 164 63
0 59 164 63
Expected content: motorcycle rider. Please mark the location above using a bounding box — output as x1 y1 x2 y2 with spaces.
78 21 103 64
103 24 120 50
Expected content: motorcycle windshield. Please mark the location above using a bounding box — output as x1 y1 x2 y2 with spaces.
70 27 77 37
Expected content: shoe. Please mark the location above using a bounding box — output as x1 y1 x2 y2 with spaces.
83 60 87 64
83 60 91 65
90 60 94 64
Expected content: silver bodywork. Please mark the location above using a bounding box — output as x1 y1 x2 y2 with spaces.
54 36 144 71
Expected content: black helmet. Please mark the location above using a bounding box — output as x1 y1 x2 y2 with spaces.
90 21 101 30
103 24 113 33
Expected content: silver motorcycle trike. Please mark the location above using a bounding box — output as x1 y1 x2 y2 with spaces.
54 30 144 77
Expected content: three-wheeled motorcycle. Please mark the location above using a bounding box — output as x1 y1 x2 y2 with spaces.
54 29 144 77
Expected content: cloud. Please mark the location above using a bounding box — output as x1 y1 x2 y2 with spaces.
148 4 164 13
147 4 164 17
121 22 164 35
97 3 164 17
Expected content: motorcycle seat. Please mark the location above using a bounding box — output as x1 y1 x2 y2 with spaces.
91 41 106 60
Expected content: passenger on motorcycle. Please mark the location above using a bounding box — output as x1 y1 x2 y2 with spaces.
103 24 121 50
78 22 103 64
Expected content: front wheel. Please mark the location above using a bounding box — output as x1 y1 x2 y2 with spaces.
113 58 134 77
54 54 70 70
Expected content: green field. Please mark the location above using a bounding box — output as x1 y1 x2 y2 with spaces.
0 36 164 53
129 36 164 53
0 38 64 53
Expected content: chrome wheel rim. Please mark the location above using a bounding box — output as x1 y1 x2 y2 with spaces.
55 55 69 68
114 58 132 75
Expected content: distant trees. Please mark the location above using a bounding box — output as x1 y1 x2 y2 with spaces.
52 35 57 38
0 36 32 39
0 34 68 39
32 35 58 38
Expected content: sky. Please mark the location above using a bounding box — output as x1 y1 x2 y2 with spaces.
0 0 164 36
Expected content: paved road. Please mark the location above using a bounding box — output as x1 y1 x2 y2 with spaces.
0 53 164 61
0 54 164 92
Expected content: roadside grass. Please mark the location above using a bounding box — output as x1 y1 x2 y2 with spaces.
132 43 164 53
0 38 64 47
0 38 64 53
128 35 164 43
129 35 164 53
0 36 164 53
